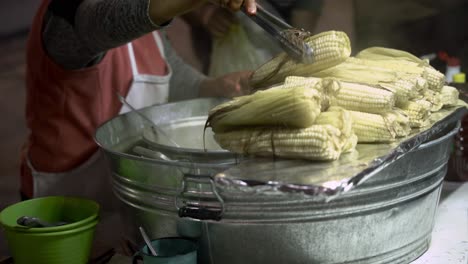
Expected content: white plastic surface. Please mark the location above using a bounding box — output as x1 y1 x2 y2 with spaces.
412 181 468 264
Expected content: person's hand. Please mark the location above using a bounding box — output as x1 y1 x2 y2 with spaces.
210 0 257 14
201 7 238 38
149 0 256 26
199 71 253 98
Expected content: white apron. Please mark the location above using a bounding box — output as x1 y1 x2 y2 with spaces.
28 32 171 212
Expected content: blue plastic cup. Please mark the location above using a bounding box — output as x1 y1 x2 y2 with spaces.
132 238 197 264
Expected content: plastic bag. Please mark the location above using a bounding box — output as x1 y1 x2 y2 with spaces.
208 24 266 78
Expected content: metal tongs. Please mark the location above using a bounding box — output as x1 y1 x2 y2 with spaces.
243 4 314 64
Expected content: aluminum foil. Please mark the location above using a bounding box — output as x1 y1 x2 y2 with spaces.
214 103 468 198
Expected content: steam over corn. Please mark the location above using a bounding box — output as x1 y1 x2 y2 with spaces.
207 31 460 161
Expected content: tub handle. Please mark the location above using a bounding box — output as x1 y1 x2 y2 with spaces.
178 206 223 221
175 175 225 221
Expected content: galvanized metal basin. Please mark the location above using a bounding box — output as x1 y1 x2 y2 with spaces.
95 98 459 264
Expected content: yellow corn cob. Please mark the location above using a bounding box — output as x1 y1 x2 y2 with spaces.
284 76 396 114
356 47 445 91
251 31 351 88
331 81 396 114
284 76 321 89
384 111 411 137
350 111 394 143
214 125 343 161
346 57 425 76
207 86 322 133
313 60 396 85
416 77 429 93
349 111 410 143
316 106 357 153
422 90 443 112
315 107 353 138
423 67 445 92
398 99 431 128
313 60 420 105
440 86 460 107
213 107 356 161
343 134 358 153
356 47 423 62
282 76 335 109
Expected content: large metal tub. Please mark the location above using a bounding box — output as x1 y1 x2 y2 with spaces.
95 98 459 264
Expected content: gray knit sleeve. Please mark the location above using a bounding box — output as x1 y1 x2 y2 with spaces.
42 0 161 70
161 32 207 102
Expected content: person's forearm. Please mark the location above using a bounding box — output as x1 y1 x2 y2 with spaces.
75 0 160 55
43 0 161 69
43 0 257 70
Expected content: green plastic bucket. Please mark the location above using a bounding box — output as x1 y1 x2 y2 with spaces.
0 196 99 233
0 196 100 264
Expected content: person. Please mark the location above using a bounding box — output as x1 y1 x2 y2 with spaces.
176 0 324 74
20 0 258 208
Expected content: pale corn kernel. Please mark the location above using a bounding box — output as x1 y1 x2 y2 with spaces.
424 67 445 92
284 76 396 114
349 111 396 143
422 90 443 112
332 82 395 114
398 99 431 128
214 125 344 161
251 31 351 88
440 86 459 107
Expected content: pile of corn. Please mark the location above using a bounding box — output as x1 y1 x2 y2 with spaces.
207 31 460 161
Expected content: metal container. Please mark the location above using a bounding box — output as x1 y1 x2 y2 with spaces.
95 98 459 264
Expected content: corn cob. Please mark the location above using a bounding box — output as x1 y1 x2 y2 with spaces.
356 47 445 91
313 60 397 85
440 86 460 107
313 61 418 105
250 31 351 88
416 77 429 94
207 86 322 133
316 107 357 152
214 125 343 160
281 76 330 111
398 99 431 128
384 111 411 137
346 57 425 76
313 61 417 104
356 47 423 63
423 67 445 92
331 81 396 114
343 134 358 153
349 111 410 143
315 107 353 138
284 76 396 114
422 90 443 112
213 108 355 161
